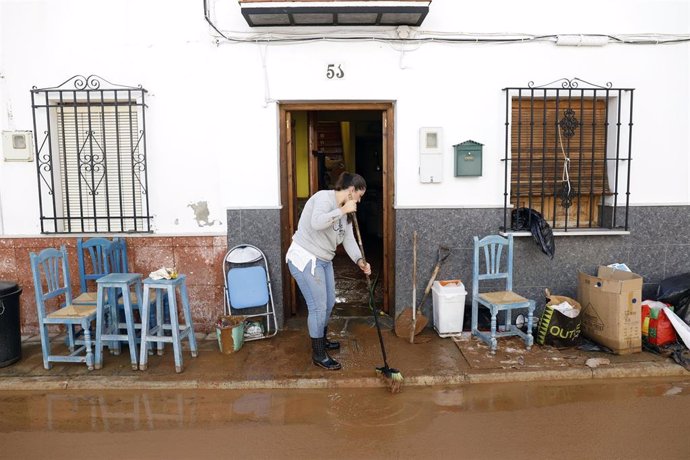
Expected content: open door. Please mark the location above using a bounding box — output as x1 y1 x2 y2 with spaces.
279 102 395 322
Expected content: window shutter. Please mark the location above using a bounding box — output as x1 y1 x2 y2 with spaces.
56 105 143 232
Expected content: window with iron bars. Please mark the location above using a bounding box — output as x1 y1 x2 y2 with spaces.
31 75 151 233
502 78 634 232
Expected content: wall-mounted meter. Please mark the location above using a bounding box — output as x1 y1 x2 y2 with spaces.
419 127 442 183
2 131 34 162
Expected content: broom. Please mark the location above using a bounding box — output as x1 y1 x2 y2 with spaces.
351 212 404 393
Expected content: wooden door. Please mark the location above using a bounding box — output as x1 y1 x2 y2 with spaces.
279 102 395 317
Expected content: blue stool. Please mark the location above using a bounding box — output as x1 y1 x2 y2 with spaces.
95 273 142 370
138 275 198 373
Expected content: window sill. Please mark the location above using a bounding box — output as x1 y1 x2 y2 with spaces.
501 229 630 237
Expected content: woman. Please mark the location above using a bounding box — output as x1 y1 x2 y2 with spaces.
286 172 371 370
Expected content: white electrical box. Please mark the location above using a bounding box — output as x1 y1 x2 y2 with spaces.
2 131 34 162
419 127 443 183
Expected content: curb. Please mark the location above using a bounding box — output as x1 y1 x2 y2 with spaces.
0 363 686 392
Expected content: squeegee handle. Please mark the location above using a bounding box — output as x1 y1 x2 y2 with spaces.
352 212 390 368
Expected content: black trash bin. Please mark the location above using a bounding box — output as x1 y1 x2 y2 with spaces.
0 281 22 367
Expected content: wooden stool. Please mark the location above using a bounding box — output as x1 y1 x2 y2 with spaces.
138 275 198 373
95 273 142 370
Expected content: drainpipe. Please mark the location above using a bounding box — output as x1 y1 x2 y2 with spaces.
0 71 6 235
0 179 4 234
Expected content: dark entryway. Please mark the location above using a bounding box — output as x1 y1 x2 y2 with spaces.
278 102 395 320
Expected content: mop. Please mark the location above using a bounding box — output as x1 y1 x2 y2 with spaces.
351 212 404 393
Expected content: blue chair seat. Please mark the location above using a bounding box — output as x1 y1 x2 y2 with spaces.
227 266 269 308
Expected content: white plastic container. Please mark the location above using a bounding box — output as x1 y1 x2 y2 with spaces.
431 280 467 337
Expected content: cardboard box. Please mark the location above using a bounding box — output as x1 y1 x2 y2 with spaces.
577 266 643 354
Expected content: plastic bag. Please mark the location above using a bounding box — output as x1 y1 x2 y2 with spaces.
536 291 582 348
511 208 555 259
656 272 690 325
641 300 676 347
149 267 178 280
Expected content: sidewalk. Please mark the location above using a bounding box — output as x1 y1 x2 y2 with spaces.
0 316 687 391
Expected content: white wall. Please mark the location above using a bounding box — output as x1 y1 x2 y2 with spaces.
0 0 688 235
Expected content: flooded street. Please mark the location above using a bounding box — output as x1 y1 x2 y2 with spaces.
1 378 689 459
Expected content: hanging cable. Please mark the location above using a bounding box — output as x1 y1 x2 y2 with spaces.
557 123 573 209
259 44 275 107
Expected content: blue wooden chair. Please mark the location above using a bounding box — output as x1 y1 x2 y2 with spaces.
471 234 535 354
30 246 97 370
74 237 118 305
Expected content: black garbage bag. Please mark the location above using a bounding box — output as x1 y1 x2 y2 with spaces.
657 272 690 325
511 208 555 259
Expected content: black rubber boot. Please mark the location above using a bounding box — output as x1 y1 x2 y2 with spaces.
311 337 341 370
324 326 340 350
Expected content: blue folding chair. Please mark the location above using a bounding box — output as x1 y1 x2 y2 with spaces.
30 246 97 370
223 244 278 341
471 234 535 354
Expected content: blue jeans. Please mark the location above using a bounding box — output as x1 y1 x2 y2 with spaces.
287 259 335 338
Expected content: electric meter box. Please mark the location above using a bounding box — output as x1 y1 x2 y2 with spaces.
454 140 482 177
419 127 443 183
2 131 34 162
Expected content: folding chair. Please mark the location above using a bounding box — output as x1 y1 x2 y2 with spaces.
223 244 278 341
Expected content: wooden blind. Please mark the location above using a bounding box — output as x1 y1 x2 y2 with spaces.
510 98 609 198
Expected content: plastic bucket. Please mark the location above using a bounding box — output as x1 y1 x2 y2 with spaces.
216 316 245 354
431 280 467 337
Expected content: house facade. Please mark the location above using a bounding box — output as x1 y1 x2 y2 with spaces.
1 0 689 333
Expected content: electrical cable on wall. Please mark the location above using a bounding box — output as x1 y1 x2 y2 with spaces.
259 44 275 107
203 2 690 46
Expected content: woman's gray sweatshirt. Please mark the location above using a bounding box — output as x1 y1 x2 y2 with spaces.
292 190 363 263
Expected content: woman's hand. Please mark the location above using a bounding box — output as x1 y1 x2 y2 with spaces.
357 258 371 276
340 199 358 215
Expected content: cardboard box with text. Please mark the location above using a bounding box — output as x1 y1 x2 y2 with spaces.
577 266 643 354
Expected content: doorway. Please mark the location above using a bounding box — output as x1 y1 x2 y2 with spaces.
279 102 395 321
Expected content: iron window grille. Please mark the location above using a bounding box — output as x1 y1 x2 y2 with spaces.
502 78 635 232
31 75 151 233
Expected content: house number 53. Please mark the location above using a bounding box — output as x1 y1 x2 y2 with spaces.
326 64 345 79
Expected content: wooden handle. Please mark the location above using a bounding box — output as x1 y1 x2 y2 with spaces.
412 231 417 321
351 213 372 292
424 265 441 295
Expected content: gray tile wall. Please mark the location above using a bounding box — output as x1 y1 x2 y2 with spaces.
395 206 690 327
228 205 690 331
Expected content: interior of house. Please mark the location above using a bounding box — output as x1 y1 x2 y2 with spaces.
289 110 385 319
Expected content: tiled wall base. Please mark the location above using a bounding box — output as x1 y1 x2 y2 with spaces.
395 206 690 324
1 235 227 334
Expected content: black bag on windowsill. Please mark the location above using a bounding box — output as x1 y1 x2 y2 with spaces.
511 208 555 259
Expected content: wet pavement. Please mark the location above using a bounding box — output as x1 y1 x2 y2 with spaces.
1 378 690 459
0 308 687 392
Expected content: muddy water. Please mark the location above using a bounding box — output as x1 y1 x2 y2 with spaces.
1 378 689 459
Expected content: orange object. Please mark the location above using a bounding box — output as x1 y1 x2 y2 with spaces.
641 301 677 347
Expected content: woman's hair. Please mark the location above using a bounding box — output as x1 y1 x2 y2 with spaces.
334 172 366 192
334 172 366 223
